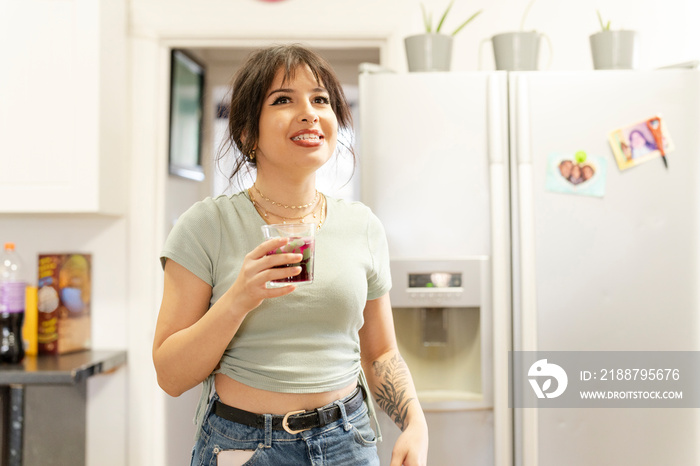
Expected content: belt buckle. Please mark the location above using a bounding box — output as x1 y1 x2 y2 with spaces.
282 410 311 434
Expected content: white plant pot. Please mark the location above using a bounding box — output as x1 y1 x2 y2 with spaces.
404 34 453 72
589 30 638 70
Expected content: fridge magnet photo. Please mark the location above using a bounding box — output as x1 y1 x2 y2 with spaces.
608 115 674 171
545 151 607 198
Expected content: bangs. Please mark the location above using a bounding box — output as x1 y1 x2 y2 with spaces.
277 57 323 88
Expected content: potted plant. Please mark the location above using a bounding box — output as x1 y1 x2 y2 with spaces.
589 10 638 70
485 0 552 71
405 0 482 72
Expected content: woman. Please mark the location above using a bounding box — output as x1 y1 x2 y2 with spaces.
153 44 429 466
628 129 656 159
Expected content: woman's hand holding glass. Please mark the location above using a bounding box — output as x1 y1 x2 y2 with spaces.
228 237 302 313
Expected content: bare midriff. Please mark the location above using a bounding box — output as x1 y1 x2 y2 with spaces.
215 373 358 415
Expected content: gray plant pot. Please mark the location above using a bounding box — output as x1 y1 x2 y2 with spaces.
404 33 453 72
589 30 638 70
491 31 542 71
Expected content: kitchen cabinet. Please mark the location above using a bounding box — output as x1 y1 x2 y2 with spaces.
0 0 127 214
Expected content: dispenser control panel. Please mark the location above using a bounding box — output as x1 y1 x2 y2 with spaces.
408 272 462 288
389 258 487 308
407 272 464 301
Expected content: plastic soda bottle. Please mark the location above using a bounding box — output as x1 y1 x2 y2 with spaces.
0 242 26 364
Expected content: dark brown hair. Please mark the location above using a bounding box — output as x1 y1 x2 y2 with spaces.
218 44 354 186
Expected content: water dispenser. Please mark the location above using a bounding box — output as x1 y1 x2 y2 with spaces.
388 258 493 409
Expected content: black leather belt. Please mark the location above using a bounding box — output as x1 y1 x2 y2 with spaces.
213 386 365 434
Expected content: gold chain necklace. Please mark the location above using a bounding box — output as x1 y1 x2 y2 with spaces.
249 189 326 230
253 184 319 210
315 194 326 230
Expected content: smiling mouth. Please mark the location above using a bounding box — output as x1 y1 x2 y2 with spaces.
291 133 323 142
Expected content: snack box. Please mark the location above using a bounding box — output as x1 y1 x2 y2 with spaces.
37 254 91 355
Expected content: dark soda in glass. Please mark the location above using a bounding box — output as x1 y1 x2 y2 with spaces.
267 236 315 285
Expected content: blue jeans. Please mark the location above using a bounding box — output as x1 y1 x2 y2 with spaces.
191 393 380 466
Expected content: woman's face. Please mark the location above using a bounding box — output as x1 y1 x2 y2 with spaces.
630 131 646 148
254 65 338 176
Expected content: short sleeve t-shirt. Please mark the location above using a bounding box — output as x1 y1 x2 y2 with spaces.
160 191 392 393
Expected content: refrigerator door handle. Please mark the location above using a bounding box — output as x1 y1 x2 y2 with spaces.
512 72 539 466
488 72 514 466
488 73 507 165
515 75 533 165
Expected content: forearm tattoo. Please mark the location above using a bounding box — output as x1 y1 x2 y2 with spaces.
372 353 415 430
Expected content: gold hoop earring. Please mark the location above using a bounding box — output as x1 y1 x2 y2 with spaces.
248 149 256 161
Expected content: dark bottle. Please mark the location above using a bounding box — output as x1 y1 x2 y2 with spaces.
0 242 26 364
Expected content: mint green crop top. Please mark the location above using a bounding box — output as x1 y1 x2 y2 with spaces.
160 192 392 435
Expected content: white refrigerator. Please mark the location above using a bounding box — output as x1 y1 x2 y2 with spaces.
358 69 700 466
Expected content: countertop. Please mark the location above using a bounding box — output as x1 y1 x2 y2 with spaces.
0 350 127 385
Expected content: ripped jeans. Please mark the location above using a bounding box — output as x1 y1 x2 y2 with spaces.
191 392 380 466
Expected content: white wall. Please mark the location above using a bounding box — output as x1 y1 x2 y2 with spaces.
129 0 700 72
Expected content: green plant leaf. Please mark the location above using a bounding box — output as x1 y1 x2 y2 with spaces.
520 0 536 31
435 0 455 34
421 3 432 32
451 9 482 36
596 10 610 31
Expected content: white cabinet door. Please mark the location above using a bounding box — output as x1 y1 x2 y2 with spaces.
0 0 127 214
